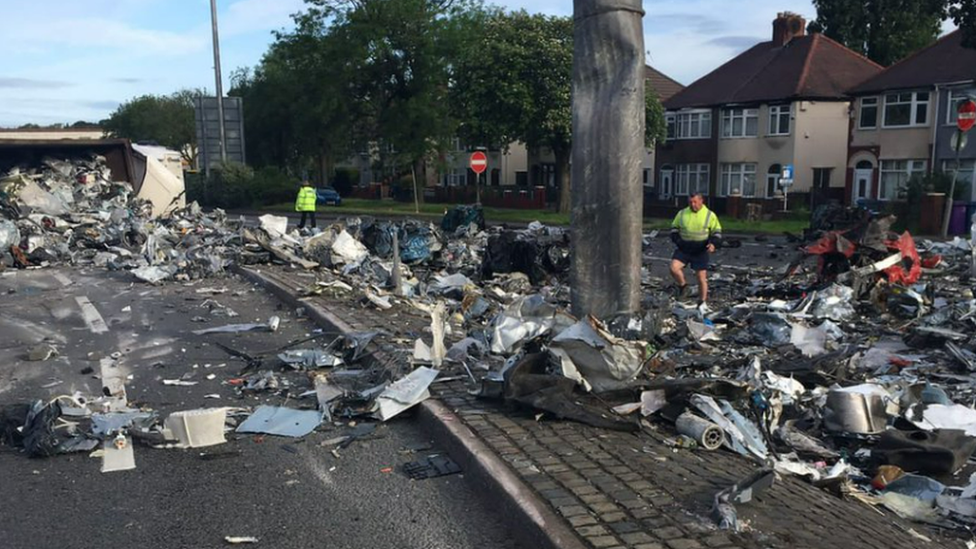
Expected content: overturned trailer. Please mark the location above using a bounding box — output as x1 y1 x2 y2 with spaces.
0 137 185 218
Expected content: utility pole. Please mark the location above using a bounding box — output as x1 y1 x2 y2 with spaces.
570 0 645 319
210 0 227 163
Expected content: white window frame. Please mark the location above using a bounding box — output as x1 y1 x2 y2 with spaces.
879 159 926 200
946 90 976 126
719 163 758 197
673 110 712 140
722 108 759 138
445 168 467 186
858 97 879 129
675 163 710 196
665 113 676 139
768 104 791 136
882 91 929 128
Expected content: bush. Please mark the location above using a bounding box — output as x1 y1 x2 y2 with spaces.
332 168 358 197
184 162 297 209
391 175 416 202
251 166 296 207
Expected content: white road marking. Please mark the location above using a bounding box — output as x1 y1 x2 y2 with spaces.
52 272 73 287
75 296 109 334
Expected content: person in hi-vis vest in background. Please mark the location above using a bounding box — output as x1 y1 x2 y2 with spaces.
669 192 722 307
295 180 317 229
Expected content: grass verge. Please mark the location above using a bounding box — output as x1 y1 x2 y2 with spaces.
265 198 809 234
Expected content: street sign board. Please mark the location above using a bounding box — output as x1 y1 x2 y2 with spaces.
782 164 794 180
194 96 246 172
469 151 487 174
779 178 794 188
959 99 976 133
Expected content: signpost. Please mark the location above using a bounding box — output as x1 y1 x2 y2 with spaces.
941 99 976 238
469 150 487 204
779 163 794 212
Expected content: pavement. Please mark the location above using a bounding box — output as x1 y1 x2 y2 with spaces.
234 237 969 549
0 268 524 549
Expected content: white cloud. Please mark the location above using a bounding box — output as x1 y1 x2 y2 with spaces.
8 17 205 55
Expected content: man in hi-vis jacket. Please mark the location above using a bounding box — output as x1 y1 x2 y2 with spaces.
669 192 722 306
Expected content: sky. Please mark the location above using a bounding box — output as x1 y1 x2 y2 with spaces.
0 0 948 127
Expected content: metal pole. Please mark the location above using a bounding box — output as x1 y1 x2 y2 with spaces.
475 171 481 204
210 0 227 163
411 164 420 214
570 0 645 318
941 132 963 238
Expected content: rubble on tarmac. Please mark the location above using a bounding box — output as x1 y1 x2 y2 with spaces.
7 157 976 537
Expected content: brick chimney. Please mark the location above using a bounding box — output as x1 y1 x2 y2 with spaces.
772 12 806 46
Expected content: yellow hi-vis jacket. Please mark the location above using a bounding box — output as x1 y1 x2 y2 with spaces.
295 186 317 212
670 205 722 253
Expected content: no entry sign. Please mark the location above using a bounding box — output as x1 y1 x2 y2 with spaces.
958 99 976 133
469 151 487 174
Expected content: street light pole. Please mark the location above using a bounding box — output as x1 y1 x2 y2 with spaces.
570 0 645 319
210 0 227 164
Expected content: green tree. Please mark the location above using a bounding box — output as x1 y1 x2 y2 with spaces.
452 11 573 212
645 89 666 147
102 90 200 165
808 0 946 65
950 0 976 48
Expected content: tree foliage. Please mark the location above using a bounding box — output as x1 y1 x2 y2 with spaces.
452 11 573 211
233 0 479 189
645 91 666 147
808 0 947 65
949 0 976 48
102 90 199 165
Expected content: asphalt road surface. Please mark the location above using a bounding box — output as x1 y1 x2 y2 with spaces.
0 268 523 549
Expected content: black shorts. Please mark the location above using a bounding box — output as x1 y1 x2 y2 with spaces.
672 248 709 271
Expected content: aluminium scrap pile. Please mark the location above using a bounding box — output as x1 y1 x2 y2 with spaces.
330 208 976 536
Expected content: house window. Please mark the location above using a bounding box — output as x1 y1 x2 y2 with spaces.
813 168 831 189
766 164 782 197
722 108 758 138
768 105 791 135
883 92 929 127
445 168 467 186
675 163 710 195
859 97 879 129
666 114 676 139
719 163 757 197
515 171 528 186
943 160 976 199
879 159 926 200
674 110 712 139
947 90 976 125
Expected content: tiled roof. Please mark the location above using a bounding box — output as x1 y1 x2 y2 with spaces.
645 65 684 101
848 30 976 95
664 33 882 109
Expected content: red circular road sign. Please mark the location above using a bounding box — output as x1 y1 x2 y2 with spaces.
959 99 976 132
469 151 487 174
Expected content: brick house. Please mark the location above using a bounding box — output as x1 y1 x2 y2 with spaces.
845 30 976 217
652 12 882 218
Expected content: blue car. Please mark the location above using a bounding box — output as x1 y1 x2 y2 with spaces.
316 187 342 206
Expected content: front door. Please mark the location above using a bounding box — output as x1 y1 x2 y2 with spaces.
659 170 673 198
853 168 873 203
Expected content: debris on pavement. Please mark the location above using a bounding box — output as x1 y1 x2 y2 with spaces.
403 453 462 480
7 171 976 542
236 406 323 438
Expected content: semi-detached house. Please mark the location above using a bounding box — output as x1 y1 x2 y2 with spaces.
845 30 976 211
652 12 882 217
